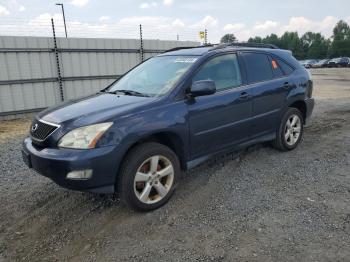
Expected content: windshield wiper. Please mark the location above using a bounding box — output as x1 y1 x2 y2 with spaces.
116 90 150 97
100 89 150 97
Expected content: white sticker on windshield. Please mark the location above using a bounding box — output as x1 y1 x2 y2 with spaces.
174 57 198 63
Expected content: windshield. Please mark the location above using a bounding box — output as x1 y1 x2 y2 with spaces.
108 56 198 97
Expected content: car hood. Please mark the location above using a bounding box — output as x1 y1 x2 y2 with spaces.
38 93 157 124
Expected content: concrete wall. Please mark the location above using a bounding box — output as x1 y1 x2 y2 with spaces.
0 36 199 116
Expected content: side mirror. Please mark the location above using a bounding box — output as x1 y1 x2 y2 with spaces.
189 80 216 97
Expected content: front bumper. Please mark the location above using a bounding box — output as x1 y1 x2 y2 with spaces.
22 137 120 193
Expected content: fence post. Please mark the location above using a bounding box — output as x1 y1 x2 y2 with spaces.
139 24 144 62
204 29 208 45
51 18 64 102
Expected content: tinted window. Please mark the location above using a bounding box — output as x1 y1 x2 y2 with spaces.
276 58 294 75
243 53 273 83
270 57 284 78
193 54 242 91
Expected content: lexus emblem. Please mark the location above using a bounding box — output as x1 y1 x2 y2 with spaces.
31 123 38 132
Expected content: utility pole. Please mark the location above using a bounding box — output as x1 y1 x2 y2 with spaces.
139 24 144 62
55 3 68 38
51 18 64 101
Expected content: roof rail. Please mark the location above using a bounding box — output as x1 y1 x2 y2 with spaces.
163 44 213 53
210 42 279 51
162 42 279 54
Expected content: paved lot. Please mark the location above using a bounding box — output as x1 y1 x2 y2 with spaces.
0 68 350 261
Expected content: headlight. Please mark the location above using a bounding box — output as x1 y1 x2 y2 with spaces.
58 122 113 149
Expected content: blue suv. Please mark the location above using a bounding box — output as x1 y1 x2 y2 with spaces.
22 43 315 211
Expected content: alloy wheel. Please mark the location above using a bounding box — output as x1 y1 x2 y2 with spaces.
134 155 174 204
284 114 302 146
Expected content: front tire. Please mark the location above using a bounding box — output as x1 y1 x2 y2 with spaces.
118 142 181 211
272 108 304 151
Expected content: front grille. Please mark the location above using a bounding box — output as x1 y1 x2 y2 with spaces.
30 119 58 141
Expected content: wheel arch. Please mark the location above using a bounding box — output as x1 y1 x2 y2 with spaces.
114 131 187 192
287 100 307 122
141 131 187 171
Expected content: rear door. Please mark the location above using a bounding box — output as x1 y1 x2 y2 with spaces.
241 52 294 137
187 53 254 158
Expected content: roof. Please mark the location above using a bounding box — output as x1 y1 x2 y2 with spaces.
159 43 283 56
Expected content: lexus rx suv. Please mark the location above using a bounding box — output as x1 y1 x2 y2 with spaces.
22 43 315 211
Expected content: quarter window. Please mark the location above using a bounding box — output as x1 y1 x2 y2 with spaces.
276 58 294 75
193 54 242 91
270 57 284 78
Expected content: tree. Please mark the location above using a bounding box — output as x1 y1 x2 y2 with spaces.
220 34 237 43
247 32 305 59
329 20 350 57
333 20 350 41
248 34 280 48
248 36 262 43
263 34 280 47
239 19 349 59
279 32 305 59
301 32 330 59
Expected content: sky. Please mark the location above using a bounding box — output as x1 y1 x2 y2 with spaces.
0 0 350 42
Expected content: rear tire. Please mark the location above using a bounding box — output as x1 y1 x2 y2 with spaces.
272 108 304 151
118 142 181 211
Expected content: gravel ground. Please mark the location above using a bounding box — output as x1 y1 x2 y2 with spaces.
0 68 349 262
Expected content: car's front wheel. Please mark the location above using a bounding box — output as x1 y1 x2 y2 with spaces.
272 108 304 151
118 142 180 211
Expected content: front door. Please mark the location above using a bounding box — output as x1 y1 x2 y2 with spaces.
187 53 253 158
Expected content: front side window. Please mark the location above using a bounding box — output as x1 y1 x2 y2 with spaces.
192 54 242 91
242 52 274 83
108 56 198 97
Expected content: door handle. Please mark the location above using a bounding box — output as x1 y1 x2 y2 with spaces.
283 82 291 89
239 92 249 99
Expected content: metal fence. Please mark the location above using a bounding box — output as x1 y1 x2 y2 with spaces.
0 18 201 117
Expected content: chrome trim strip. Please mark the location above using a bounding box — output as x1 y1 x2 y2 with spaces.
38 118 61 128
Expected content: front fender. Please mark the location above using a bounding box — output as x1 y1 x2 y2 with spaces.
113 101 190 160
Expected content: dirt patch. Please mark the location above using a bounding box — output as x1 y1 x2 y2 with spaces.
0 119 31 142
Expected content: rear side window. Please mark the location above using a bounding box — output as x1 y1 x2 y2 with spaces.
242 53 273 83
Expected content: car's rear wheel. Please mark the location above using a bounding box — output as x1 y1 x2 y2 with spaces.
272 108 304 151
118 142 180 211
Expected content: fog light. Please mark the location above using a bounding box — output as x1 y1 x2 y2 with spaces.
66 170 93 180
